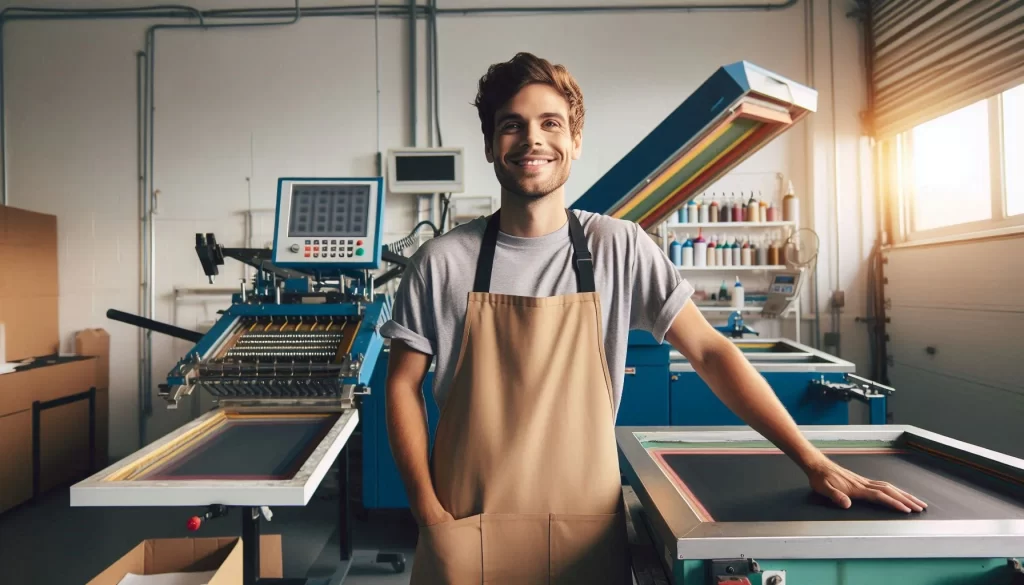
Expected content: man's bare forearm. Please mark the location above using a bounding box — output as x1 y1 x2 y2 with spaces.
694 341 828 472
385 379 441 517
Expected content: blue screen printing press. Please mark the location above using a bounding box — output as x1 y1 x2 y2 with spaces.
70 61 1023 585
72 177 410 584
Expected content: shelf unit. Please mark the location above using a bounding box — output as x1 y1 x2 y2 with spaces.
677 265 787 272
655 216 803 342
665 221 795 229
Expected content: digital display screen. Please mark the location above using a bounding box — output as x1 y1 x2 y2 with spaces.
395 155 455 181
288 184 370 237
774 275 796 285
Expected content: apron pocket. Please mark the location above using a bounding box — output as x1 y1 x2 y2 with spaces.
482 513 550 585
411 514 483 585
549 512 630 585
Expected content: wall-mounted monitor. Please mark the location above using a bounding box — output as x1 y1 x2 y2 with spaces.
386 147 464 194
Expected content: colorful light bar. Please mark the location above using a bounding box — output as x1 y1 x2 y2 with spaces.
574 62 817 230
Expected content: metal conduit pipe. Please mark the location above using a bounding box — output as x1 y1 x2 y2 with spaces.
409 0 417 147
136 50 148 448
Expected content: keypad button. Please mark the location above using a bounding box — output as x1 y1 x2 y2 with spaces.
304 252 311 258
305 240 311 245
357 240 363 246
356 248 364 256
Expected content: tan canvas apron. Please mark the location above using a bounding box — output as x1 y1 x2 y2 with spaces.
409 209 631 585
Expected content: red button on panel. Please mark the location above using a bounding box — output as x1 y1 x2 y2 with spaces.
356 240 363 246
305 246 311 252
304 253 311 258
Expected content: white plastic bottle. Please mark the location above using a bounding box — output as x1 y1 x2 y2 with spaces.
732 276 745 309
693 229 707 267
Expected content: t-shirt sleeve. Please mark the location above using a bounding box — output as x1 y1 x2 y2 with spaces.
629 224 694 343
379 260 436 356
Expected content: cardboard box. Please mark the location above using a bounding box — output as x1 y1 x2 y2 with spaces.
87 535 283 585
76 328 111 464
75 328 110 390
0 205 59 361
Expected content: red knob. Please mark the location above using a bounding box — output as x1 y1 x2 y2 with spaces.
187 516 202 531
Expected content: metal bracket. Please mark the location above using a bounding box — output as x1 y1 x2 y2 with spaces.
707 559 786 585
811 373 894 404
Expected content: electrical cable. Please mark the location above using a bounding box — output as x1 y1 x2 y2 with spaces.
384 220 440 255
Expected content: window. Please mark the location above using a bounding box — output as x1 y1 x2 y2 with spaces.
1004 84 1023 218
890 83 1024 242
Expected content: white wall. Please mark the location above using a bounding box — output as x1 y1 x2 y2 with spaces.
2 0 874 459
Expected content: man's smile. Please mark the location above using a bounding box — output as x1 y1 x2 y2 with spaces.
510 155 556 171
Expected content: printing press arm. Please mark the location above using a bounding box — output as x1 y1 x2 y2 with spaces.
105 309 204 343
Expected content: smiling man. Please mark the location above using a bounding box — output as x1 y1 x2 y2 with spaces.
380 52 926 584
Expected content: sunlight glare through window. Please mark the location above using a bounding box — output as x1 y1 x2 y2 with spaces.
1004 83 1023 217
910 101 991 231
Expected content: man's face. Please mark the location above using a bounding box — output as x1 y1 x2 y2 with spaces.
485 83 582 200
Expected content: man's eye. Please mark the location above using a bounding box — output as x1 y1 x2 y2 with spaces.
544 120 560 127
503 123 521 131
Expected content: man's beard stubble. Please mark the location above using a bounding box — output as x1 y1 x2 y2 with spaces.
493 160 570 201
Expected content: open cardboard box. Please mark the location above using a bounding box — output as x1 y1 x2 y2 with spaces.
87 535 282 585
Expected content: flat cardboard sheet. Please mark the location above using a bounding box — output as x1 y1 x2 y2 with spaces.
116 571 216 585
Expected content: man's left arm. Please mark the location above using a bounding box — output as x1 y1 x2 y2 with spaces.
664 301 926 513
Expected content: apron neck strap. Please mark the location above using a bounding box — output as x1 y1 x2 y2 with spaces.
473 209 595 294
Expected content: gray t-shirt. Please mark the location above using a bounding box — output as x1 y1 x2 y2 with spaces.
379 209 694 419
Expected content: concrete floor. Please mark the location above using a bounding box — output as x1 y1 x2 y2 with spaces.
0 477 420 584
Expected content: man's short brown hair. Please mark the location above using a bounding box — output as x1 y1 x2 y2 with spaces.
473 52 585 148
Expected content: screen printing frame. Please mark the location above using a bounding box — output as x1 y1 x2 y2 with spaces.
617 425 1024 560
669 338 857 373
71 406 359 508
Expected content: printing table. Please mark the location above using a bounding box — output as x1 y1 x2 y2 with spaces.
71 405 371 584
618 425 1024 585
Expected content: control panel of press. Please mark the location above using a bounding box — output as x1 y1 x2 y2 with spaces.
273 177 384 270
